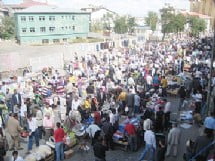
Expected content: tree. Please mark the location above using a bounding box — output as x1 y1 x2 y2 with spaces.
160 6 175 40
114 16 128 34
189 16 206 37
145 11 158 31
91 21 103 33
0 16 15 39
173 14 186 33
127 16 136 34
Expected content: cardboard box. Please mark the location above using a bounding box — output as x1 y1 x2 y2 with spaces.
64 149 74 159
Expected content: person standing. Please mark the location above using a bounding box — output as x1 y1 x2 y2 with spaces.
11 89 22 113
134 93 140 114
43 112 54 141
163 99 171 130
155 107 164 133
6 113 23 150
178 85 186 111
26 114 39 154
166 123 181 157
138 126 156 161
93 136 108 161
0 127 6 161
124 119 137 152
102 117 114 150
54 122 65 161
193 128 214 161
161 76 168 97
157 139 166 161
35 107 43 139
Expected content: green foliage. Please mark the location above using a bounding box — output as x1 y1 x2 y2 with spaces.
0 16 15 39
160 7 186 40
189 16 206 37
160 7 175 34
145 11 158 31
114 16 136 34
173 14 186 32
127 16 136 33
114 16 128 34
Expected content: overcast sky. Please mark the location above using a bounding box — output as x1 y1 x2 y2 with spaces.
3 0 190 16
47 0 190 16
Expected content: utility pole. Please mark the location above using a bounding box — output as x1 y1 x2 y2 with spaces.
206 29 215 116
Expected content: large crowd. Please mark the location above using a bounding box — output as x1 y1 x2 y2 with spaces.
0 36 214 161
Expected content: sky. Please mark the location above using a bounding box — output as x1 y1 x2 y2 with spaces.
2 0 190 16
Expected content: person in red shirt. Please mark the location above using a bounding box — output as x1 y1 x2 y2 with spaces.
54 122 65 161
124 118 137 152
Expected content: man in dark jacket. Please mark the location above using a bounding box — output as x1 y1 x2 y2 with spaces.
102 117 114 150
194 128 214 161
127 92 134 115
178 86 186 111
93 136 108 161
11 89 22 113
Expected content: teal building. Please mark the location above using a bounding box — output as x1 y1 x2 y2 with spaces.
14 6 90 44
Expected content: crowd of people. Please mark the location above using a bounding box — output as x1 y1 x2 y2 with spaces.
0 36 214 161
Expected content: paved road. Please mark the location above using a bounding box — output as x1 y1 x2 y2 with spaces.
4 97 203 161
65 97 203 161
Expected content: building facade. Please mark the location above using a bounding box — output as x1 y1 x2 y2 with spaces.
14 6 90 44
190 0 215 28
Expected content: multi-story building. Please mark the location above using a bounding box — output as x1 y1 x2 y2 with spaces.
190 0 215 28
14 5 90 44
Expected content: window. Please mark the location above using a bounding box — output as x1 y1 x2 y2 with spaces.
61 27 64 30
42 39 49 44
65 26 68 29
72 26 75 31
49 27 55 32
22 28 27 33
30 27 35 32
29 16 34 21
69 26 71 29
21 16 26 21
49 16 55 21
53 39 60 43
61 16 64 19
40 27 46 32
63 38 67 42
39 16 45 21
72 15 75 20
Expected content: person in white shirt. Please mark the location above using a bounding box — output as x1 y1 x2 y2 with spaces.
71 96 81 111
35 107 43 139
138 126 156 161
146 75 152 90
11 151 25 161
86 122 101 145
27 114 39 153
143 118 153 131
127 76 135 87
20 102 27 127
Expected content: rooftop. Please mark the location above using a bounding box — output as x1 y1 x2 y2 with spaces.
4 0 49 9
15 5 90 14
180 10 212 19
